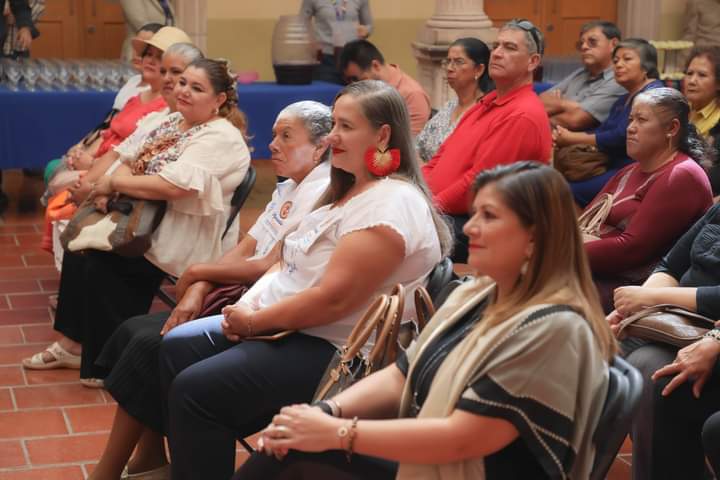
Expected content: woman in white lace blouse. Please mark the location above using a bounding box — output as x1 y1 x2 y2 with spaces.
416 38 493 162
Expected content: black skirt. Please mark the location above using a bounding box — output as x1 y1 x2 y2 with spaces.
54 250 166 378
95 311 170 433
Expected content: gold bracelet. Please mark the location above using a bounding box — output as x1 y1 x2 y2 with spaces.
245 316 253 337
337 416 358 462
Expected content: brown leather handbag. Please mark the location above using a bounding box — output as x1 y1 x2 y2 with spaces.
616 304 716 347
398 286 435 350
554 144 610 182
313 285 405 401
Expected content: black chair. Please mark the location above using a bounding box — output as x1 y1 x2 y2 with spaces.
156 165 257 308
425 257 454 303
589 355 644 480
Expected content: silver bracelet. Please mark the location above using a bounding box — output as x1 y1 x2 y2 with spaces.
703 328 720 343
326 399 342 418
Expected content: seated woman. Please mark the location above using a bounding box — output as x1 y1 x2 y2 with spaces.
158 80 451 480
554 38 664 207
606 202 720 480
45 42 204 272
684 46 720 196
42 27 193 252
234 162 615 480
415 37 492 162
83 101 334 480
583 87 712 312
23 59 251 388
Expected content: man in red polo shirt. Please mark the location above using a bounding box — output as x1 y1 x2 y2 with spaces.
423 19 552 262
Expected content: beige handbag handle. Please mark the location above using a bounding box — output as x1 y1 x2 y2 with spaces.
414 286 434 333
339 295 390 362
578 193 613 237
366 284 405 372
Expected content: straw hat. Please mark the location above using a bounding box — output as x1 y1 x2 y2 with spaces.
132 26 192 55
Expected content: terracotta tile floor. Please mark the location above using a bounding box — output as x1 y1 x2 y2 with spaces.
0 165 633 479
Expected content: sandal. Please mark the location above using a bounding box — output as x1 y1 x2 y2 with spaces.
22 341 81 370
79 378 104 389
121 464 170 479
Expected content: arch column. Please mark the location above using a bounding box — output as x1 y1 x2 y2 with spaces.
174 0 207 53
412 0 497 108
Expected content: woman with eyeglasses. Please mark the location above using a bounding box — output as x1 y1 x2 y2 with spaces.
553 38 664 206
415 38 493 163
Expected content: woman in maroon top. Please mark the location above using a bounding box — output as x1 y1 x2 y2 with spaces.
584 87 713 311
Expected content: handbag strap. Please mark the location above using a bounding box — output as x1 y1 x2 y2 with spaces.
414 286 435 333
616 304 715 338
367 284 405 372
339 295 390 362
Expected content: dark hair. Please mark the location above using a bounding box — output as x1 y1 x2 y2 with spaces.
139 23 163 34
187 58 250 142
470 161 616 360
613 38 659 79
634 87 710 164
318 80 453 255
685 45 720 88
339 39 385 72
580 21 621 41
449 37 494 92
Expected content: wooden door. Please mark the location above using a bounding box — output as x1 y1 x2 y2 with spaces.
32 0 82 58
29 0 126 59
543 0 617 55
484 0 617 55
81 0 126 58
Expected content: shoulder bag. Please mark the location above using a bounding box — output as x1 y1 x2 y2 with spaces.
616 304 716 347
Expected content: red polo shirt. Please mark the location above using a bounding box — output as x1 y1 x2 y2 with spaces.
422 84 552 214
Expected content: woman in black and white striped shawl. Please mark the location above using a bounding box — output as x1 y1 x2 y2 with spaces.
235 162 616 480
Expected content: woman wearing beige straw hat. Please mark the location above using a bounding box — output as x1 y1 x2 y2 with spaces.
120 0 176 62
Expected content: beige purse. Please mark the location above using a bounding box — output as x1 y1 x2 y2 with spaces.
616 304 715 347
313 285 405 401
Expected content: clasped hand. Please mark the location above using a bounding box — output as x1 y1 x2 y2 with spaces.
220 303 254 342
258 404 341 460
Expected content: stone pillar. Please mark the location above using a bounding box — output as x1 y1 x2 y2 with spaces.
412 0 497 108
174 0 207 54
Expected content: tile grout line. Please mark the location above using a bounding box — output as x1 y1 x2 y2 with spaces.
61 407 74 435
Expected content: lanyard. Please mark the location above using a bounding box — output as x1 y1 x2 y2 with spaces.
332 0 348 21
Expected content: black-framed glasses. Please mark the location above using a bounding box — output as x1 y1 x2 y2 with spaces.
507 19 544 56
441 58 469 69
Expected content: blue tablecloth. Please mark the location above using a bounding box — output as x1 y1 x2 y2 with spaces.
0 81 343 169
0 87 116 169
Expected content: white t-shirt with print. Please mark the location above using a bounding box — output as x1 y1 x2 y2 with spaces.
248 161 330 257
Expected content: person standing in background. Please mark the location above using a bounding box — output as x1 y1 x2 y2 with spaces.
2 0 43 59
0 0 39 213
683 0 720 49
119 0 174 62
300 0 372 84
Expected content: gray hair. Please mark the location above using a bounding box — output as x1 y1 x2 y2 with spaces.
613 38 659 79
163 42 204 64
278 101 332 145
500 19 544 56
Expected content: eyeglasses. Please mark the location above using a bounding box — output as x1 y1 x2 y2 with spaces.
576 37 601 51
441 58 469 69
507 19 544 56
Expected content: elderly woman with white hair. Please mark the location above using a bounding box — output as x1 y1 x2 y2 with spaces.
86 100 334 480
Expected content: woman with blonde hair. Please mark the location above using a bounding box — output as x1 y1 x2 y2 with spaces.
235 162 615 480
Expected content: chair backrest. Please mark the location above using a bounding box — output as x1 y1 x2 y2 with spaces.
589 355 644 480
425 257 455 303
222 165 257 240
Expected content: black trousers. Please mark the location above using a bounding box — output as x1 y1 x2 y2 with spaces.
158 316 337 480
54 250 165 378
233 450 397 480
625 339 720 479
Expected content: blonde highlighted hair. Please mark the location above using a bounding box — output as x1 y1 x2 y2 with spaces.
472 162 617 360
